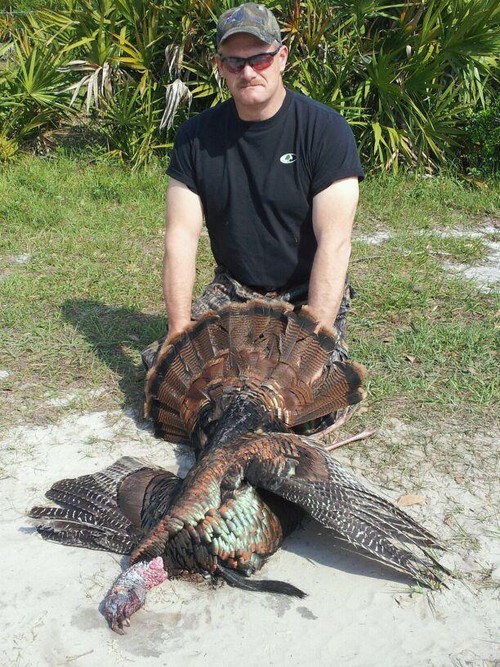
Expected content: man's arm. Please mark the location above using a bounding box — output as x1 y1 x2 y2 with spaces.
163 178 204 341
308 176 359 330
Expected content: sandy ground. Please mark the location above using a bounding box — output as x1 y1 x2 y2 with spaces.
1 408 498 667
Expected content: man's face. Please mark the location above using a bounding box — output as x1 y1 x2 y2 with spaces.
216 33 288 112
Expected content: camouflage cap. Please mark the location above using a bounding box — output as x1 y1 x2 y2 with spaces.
217 3 282 48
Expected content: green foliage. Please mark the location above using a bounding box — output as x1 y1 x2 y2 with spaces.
463 100 500 177
0 37 75 142
0 133 18 161
99 80 170 167
0 1 65 8
0 0 499 170
283 0 499 172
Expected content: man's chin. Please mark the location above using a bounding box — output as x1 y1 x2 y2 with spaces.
236 87 265 103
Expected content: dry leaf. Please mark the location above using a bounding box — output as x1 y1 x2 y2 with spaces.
405 354 417 363
397 494 426 507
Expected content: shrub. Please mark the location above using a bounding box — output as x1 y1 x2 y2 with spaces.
463 100 500 177
0 0 498 171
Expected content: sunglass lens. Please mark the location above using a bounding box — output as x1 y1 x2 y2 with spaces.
224 58 244 73
249 54 274 71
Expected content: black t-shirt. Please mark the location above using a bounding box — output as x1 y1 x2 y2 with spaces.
167 89 364 290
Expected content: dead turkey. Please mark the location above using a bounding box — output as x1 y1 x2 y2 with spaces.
29 300 448 633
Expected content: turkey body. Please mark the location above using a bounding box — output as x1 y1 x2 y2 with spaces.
29 300 447 632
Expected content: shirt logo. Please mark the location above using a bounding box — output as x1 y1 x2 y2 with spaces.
280 153 297 164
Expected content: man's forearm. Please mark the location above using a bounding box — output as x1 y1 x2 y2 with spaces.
162 179 204 341
308 238 351 331
308 177 359 331
163 247 196 340
162 215 200 340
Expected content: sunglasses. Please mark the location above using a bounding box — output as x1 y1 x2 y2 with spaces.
218 45 282 74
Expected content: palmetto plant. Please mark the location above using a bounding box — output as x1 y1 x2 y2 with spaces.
0 0 498 170
281 0 499 171
0 34 75 146
99 80 167 166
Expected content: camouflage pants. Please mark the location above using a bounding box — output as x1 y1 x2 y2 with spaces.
141 266 353 370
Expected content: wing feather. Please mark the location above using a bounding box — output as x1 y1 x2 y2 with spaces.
240 433 448 587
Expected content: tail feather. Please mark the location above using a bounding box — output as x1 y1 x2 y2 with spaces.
290 361 366 425
279 308 319 361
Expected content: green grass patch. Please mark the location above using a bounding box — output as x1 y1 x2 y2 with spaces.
0 157 498 429
357 175 499 232
349 177 498 421
0 156 215 423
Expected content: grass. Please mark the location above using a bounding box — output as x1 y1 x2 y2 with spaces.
0 155 498 430
349 176 499 423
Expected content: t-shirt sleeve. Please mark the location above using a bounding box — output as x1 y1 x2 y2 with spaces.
166 121 199 194
310 113 364 197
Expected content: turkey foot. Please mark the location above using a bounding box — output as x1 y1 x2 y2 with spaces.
102 556 168 634
325 428 377 452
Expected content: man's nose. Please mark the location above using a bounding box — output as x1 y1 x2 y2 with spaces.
239 63 257 80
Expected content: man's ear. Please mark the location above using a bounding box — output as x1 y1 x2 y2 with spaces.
278 45 288 74
214 55 225 78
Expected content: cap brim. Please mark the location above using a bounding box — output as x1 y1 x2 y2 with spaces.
218 26 280 46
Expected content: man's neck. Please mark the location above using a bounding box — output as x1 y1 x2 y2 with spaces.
234 85 287 122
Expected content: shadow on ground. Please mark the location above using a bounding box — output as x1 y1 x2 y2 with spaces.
61 298 166 415
281 518 422 587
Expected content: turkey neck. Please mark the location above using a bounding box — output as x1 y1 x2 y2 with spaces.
204 389 283 452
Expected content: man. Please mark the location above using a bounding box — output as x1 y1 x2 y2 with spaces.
143 3 364 435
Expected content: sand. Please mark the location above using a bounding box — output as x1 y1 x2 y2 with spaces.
1 408 498 667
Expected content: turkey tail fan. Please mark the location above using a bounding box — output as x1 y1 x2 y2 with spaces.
289 359 366 426
240 433 449 589
145 300 366 443
28 456 182 555
217 564 306 599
